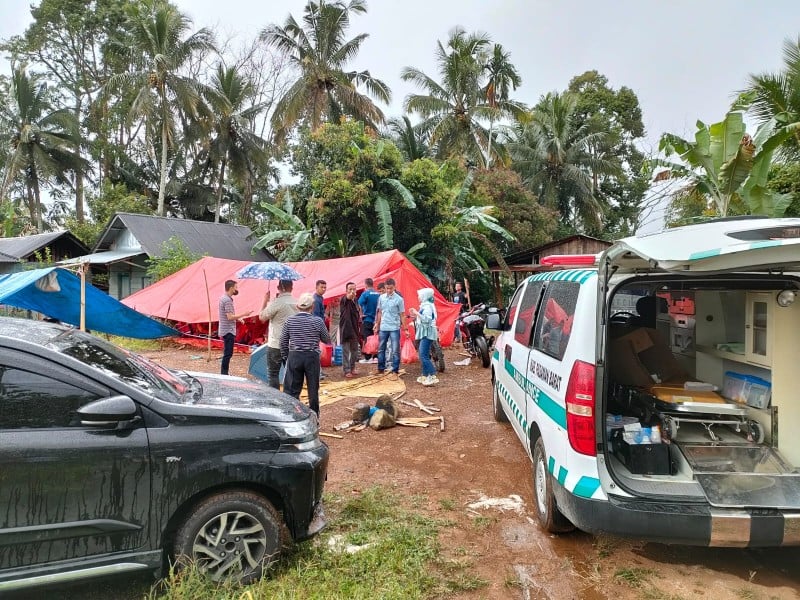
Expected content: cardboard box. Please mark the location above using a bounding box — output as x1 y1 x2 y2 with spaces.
610 328 689 388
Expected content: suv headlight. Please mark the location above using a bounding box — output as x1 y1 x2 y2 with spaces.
260 414 322 451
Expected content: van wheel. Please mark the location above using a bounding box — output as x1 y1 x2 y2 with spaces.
475 336 490 367
492 378 508 423
174 490 282 583
532 438 574 533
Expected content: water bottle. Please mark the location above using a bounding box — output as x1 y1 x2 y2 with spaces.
640 427 651 445
650 425 662 444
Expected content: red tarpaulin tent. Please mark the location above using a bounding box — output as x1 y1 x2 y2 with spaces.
122 250 461 346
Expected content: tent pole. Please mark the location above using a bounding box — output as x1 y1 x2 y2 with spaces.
203 269 212 362
80 262 87 331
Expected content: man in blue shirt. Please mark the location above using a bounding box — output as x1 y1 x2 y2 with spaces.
358 277 380 361
313 280 327 321
374 278 407 376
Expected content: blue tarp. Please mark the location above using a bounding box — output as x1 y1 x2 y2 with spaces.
0 267 176 339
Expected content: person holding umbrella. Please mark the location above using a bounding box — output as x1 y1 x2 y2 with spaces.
258 279 298 389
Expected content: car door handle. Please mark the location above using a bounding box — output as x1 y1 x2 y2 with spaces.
504 345 512 361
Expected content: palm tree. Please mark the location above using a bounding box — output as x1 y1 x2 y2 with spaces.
260 0 391 144
0 68 86 231
509 91 616 231
107 0 215 216
482 43 521 165
202 64 271 223
386 115 429 160
401 28 524 166
253 189 319 261
740 36 800 159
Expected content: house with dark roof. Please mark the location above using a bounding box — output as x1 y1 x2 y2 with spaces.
61 213 274 299
0 231 90 275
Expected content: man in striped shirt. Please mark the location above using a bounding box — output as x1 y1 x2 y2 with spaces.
280 292 331 415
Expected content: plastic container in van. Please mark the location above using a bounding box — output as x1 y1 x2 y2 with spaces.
722 371 771 409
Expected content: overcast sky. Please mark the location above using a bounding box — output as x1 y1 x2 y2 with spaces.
1 1 799 231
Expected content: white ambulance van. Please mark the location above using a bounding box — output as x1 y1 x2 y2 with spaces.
489 217 800 546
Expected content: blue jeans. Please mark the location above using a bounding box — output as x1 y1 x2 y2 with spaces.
220 333 235 375
377 329 400 373
418 337 435 377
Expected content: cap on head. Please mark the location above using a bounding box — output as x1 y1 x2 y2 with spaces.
297 292 315 310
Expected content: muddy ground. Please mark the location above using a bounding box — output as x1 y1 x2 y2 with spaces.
35 342 800 599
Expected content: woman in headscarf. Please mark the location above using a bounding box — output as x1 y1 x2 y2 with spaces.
409 287 439 386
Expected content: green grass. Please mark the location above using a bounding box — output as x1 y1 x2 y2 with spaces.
614 567 656 588
149 486 486 600
107 335 164 352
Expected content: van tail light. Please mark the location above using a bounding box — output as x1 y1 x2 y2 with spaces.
566 360 597 456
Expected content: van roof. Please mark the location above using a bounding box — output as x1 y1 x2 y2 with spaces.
604 218 800 274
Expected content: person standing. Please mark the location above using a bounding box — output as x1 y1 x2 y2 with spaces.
218 280 252 375
280 293 331 416
409 287 439 386
452 281 469 342
258 279 297 389
339 281 361 378
312 280 328 379
374 278 406 376
358 277 380 362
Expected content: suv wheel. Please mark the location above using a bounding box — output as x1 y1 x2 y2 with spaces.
532 438 574 533
174 490 283 583
492 377 508 423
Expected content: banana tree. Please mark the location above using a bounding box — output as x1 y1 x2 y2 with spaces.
656 110 799 217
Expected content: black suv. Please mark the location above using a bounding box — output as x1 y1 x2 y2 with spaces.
0 318 328 592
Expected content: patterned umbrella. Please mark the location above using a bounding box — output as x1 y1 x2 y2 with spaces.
236 261 304 281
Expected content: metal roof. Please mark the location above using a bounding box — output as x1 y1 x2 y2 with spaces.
59 249 145 266
93 213 274 261
0 231 90 263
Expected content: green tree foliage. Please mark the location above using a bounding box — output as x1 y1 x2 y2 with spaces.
65 180 152 247
106 0 215 216
767 162 800 217
0 68 86 232
567 71 648 237
260 0 390 144
740 36 800 159
509 91 618 234
145 235 203 281
468 168 558 252
402 28 524 166
657 110 799 218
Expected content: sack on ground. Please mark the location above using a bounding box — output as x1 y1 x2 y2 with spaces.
401 336 418 364
363 334 379 354
369 408 396 430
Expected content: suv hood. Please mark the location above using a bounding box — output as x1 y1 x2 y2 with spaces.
185 372 310 422
601 218 800 276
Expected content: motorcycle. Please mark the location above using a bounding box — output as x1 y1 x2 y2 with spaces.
456 303 493 368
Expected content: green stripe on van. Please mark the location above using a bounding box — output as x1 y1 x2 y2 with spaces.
504 359 567 428
573 476 601 498
557 466 568 485
750 240 781 250
689 248 721 260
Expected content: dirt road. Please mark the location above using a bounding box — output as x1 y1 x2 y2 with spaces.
27 342 800 599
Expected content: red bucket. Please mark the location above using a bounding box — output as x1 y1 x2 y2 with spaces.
319 342 333 367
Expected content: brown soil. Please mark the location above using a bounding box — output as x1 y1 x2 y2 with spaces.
139 342 800 600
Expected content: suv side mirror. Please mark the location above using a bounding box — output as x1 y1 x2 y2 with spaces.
77 395 138 427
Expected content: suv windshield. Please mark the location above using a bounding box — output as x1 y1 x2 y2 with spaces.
47 329 189 402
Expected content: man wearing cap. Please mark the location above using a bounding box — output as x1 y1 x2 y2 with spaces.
219 279 252 375
258 279 297 389
280 292 331 415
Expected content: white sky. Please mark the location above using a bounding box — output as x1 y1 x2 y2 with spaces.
1 0 799 231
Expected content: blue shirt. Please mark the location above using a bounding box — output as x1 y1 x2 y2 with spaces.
377 292 405 331
358 289 380 323
313 293 325 320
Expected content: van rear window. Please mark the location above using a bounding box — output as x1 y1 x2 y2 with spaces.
726 226 800 241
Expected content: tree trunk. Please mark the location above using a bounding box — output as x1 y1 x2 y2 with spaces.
215 158 226 224
31 168 43 233
157 94 169 216
240 172 253 224
486 116 494 169
74 99 85 223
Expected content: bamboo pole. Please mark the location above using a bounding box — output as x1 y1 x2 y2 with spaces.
203 269 212 362
79 262 86 331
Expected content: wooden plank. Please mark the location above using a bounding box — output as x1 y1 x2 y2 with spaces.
320 432 344 439
413 399 436 415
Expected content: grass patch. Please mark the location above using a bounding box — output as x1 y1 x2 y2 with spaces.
614 567 656 588
150 485 486 600
470 514 497 532
438 497 456 511
107 335 164 352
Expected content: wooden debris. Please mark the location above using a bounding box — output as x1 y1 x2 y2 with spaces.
396 420 429 427
397 416 442 423
392 390 407 401
333 420 356 431
351 423 367 432
439 416 445 432
413 399 436 415
320 432 343 439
